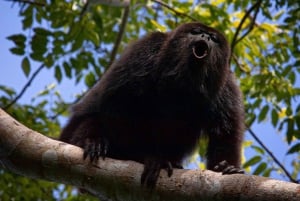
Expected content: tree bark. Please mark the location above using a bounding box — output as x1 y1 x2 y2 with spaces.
0 108 299 201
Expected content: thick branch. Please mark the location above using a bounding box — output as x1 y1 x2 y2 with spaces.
0 108 299 201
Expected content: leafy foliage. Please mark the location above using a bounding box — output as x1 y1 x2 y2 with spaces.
0 0 299 200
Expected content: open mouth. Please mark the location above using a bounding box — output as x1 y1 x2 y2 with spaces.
192 40 209 59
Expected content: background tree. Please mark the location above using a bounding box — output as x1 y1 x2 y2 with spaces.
0 0 299 200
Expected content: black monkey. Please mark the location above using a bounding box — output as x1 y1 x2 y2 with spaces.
59 22 245 188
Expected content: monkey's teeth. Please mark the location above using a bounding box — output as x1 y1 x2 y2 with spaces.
192 47 208 59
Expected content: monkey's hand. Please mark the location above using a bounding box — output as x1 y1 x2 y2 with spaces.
213 160 244 175
141 158 178 189
82 136 109 162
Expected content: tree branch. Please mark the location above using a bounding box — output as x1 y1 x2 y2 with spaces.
3 64 45 110
248 128 299 183
5 0 45 6
151 0 198 22
108 3 130 67
0 108 300 201
230 0 262 51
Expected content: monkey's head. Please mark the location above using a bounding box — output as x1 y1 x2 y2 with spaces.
158 22 231 96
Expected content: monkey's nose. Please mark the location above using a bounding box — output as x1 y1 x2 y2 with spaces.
200 33 211 41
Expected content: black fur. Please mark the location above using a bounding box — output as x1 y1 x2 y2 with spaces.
59 22 245 188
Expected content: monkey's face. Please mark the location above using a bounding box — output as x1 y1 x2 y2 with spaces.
160 22 231 94
172 22 230 65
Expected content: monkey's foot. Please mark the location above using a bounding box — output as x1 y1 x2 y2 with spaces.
83 137 109 162
141 159 175 189
213 160 244 175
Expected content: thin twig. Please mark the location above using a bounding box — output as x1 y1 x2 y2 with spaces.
151 0 198 22
5 0 45 6
248 127 299 183
234 6 260 46
4 64 45 110
230 0 262 51
108 4 130 67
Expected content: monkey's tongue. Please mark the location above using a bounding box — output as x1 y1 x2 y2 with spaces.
192 41 208 59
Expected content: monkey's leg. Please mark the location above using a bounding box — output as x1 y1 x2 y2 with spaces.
206 132 244 174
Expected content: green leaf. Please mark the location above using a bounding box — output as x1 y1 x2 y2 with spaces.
53 38 64 55
287 143 300 154
72 39 84 52
0 85 16 97
92 8 103 31
271 109 279 127
29 52 44 61
295 116 300 130
20 5 33 29
63 62 72 78
86 29 100 46
85 72 96 88
294 130 300 139
253 162 267 175
44 54 54 68
7 34 26 47
243 156 262 168
282 65 292 77
286 118 294 144
251 145 265 155
21 57 31 77
246 113 256 126
54 66 62 83
262 168 272 177
34 27 52 36
258 105 269 122
31 34 48 54
10 47 25 55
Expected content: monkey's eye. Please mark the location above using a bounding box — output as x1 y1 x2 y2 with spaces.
190 28 203 35
210 34 220 43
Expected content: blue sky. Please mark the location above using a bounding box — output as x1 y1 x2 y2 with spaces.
0 1 296 181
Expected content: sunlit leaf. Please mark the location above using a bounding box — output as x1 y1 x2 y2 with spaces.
150 19 167 32
85 72 96 88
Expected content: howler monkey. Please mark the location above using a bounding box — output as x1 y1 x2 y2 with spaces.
59 22 245 188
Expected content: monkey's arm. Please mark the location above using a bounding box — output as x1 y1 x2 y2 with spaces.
60 31 167 161
205 77 244 174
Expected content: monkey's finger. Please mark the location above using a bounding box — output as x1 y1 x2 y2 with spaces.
222 166 245 175
83 142 92 160
101 138 109 160
141 159 161 188
213 160 229 172
165 161 173 177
